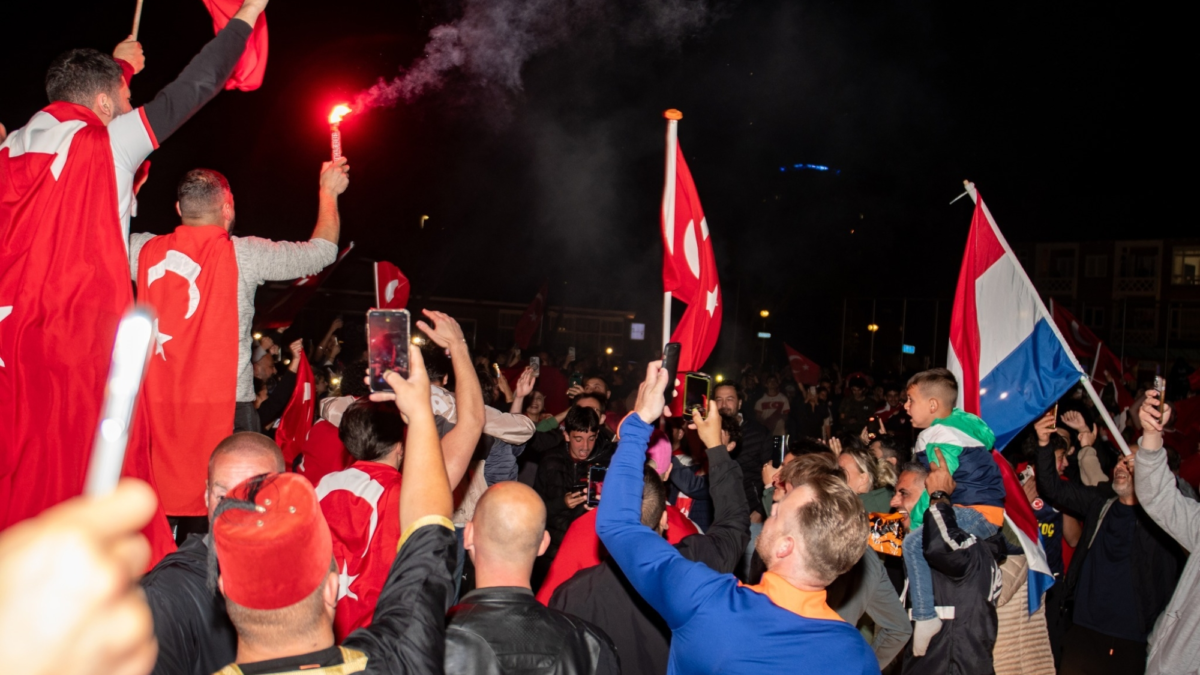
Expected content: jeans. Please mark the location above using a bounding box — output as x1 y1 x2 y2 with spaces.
903 505 996 621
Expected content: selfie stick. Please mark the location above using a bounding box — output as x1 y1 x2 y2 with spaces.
85 307 155 496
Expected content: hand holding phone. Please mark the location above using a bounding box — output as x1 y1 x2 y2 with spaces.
662 342 682 405
587 465 607 507
684 372 713 419
770 435 790 468
367 309 411 392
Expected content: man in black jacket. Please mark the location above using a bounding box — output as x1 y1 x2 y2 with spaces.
1033 414 1184 675
713 382 770 578
141 432 285 675
533 407 614 562
896 455 1006 675
446 481 618 674
549 401 750 675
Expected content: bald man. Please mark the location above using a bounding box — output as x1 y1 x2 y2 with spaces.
445 482 619 674
141 433 285 675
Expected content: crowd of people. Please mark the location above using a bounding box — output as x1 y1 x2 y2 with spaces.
3 2 1200 674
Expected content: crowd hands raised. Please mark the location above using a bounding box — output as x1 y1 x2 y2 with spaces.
4 5 1200 673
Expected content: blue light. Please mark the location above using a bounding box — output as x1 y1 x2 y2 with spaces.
781 163 838 173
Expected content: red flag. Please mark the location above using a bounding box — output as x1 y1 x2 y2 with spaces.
201 0 269 91
0 102 174 562
513 281 547 350
662 142 721 372
374 261 409 309
295 418 353 485
317 462 402 641
137 226 240 516
276 352 315 467
254 243 353 330
784 344 820 386
1049 299 1130 408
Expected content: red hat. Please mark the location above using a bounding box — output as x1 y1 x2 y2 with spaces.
213 473 333 610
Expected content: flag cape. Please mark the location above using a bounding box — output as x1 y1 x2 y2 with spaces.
784 344 820 386
373 261 409 309
201 0 269 91
947 189 1075 612
137 225 240 516
0 102 174 562
275 351 315 467
254 242 353 330
513 281 547 350
295 418 353 485
662 142 721 373
317 461 402 642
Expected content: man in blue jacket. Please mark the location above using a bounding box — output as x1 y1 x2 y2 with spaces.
596 362 877 675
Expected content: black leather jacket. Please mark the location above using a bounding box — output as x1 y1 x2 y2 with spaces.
444 587 619 675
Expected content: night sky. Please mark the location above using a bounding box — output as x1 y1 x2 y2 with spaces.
1 1 1171 371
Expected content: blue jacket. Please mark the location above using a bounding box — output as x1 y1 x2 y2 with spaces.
596 415 878 675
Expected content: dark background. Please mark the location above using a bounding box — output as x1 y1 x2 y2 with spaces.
1 0 1173 372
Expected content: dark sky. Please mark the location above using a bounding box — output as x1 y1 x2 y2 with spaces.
1 1 1171 370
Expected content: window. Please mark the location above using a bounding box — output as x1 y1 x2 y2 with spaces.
1084 255 1108 278
1172 247 1200 285
1048 249 1076 278
1083 306 1106 330
1118 247 1159 278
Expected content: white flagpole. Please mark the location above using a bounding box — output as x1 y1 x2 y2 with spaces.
662 109 682 349
963 180 1131 456
1091 340 1103 379
373 262 380 308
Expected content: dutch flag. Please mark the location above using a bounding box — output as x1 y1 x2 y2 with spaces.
946 183 1081 613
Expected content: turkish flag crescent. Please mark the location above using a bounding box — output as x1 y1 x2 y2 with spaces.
255 243 354 330
276 352 315 467
784 344 820 386
374 261 410 309
138 226 240 516
513 281 548 350
0 102 175 563
201 0 269 91
662 141 721 372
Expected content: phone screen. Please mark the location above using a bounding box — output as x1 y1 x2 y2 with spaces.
491 363 502 379
529 356 541 376
367 309 411 392
569 371 584 388
587 465 607 507
771 435 789 468
662 342 682 405
684 372 712 417
1154 375 1167 414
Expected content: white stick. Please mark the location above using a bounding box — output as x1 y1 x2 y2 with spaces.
661 112 680 348
1080 375 1132 456
1091 340 1102 380
131 0 145 40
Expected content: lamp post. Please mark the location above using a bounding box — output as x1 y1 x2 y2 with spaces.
759 310 770 365
867 299 878 369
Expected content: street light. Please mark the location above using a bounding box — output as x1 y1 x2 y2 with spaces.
715 374 725 383
253 332 263 341
605 347 613 355
760 310 770 318
867 323 879 333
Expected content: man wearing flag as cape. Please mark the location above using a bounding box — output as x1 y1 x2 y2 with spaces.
0 0 268 561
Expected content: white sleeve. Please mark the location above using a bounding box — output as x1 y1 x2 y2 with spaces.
128 232 156 280
108 108 156 242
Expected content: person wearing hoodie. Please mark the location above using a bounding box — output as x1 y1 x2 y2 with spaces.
901 368 1006 656
534 406 615 567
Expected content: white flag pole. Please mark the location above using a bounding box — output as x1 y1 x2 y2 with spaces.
962 180 1131 456
132 0 145 40
1091 340 1103 379
373 262 380 308
661 109 682 349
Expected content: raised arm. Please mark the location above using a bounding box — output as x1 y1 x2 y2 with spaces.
1033 414 1107 517
1136 393 1200 552
685 401 750 572
140 0 266 143
418 310 482 490
595 363 729 629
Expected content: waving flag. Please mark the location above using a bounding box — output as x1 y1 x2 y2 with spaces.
1049 299 1130 409
947 185 1081 613
662 141 721 372
513 281 547 350
784 344 820 386
373 261 409 309
254 242 353 330
202 0 269 91
276 351 315 467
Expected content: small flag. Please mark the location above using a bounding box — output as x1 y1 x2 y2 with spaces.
374 261 409 309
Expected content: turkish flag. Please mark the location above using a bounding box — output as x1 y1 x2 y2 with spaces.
254 242 353 330
137 226 240 516
0 102 174 563
784 344 820 386
276 352 315 467
317 462 402 642
295 418 353 485
513 281 547 350
662 142 721 372
1049 299 1130 408
374 261 409 309
201 0 269 91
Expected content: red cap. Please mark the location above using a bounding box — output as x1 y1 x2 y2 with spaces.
213 473 333 610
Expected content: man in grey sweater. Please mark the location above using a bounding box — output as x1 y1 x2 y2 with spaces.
130 160 347 432
1135 390 1200 675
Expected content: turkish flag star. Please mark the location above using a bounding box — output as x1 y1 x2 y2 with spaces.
705 287 719 317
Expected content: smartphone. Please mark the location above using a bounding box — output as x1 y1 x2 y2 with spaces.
662 342 682 405
491 363 502 379
569 371 584 388
529 355 541 376
587 465 607 507
567 346 576 363
684 372 713 418
367 309 411 392
1154 375 1167 414
866 417 879 440
771 435 790 468
86 307 156 496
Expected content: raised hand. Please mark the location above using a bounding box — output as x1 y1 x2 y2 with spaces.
514 367 537 399
369 345 432 422
113 36 144 74
1139 389 1172 450
691 400 723 449
1061 410 1088 433
634 360 670 425
1034 411 1056 446
1078 423 1099 449
319 158 350 197
415 309 465 349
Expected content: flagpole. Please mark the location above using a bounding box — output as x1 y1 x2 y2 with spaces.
1091 340 1103 379
373 262 380 308
963 180 1130 456
132 0 145 40
662 109 682 349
